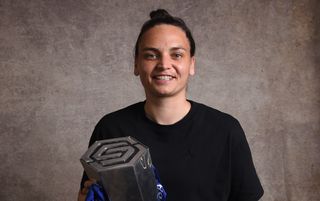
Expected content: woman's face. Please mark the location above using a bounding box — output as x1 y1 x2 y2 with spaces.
134 24 195 99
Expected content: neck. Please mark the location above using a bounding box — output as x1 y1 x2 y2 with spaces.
144 95 191 125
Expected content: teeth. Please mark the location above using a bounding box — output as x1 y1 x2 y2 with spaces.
156 75 173 80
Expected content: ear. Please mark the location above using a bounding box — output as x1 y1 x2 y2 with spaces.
134 60 139 76
189 56 195 76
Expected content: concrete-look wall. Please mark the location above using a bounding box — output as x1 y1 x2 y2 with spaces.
1 0 319 200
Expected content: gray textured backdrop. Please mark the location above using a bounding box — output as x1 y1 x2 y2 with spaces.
0 0 319 200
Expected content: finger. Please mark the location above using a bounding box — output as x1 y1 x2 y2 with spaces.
84 179 96 187
80 187 89 195
81 179 96 195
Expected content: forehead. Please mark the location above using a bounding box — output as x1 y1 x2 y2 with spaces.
139 24 190 50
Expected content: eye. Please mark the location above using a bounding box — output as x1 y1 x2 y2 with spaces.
172 52 183 60
143 53 158 60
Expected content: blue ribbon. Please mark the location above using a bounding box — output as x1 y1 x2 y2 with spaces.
85 166 167 201
152 165 167 201
85 183 108 201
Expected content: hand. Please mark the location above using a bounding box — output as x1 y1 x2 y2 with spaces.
77 179 96 201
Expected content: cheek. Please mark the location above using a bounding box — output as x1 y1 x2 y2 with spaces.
141 62 155 73
138 66 152 82
136 61 148 74
177 63 190 74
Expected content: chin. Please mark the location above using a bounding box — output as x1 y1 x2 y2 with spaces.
146 90 172 98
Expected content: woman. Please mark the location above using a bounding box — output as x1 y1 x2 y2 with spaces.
78 9 263 201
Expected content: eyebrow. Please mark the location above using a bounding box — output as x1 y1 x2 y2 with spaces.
141 46 187 52
171 47 187 52
141 47 159 52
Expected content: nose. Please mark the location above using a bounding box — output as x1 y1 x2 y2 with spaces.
157 53 171 70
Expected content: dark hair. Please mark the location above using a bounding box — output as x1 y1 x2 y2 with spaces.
134 9 196 58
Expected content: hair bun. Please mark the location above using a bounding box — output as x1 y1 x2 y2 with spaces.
150 9 172 19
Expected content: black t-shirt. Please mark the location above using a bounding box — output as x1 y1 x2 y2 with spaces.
81 101 264 201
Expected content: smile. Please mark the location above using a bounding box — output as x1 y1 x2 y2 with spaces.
154 75 174 80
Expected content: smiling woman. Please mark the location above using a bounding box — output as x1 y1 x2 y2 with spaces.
134 24 195 102
78 9 264 201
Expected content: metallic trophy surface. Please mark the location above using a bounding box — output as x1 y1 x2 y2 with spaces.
80 136 158 201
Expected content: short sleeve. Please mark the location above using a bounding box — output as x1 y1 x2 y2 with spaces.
228 119 264 201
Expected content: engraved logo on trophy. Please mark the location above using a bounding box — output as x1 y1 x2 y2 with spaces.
80 136 158 201
91 140 136 167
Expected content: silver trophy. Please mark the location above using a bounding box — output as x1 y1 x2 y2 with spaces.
80 136 158 201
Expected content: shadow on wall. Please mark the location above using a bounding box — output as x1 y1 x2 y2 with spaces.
313 1 320 118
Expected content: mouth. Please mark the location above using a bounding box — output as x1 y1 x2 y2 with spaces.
153 75 175 81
